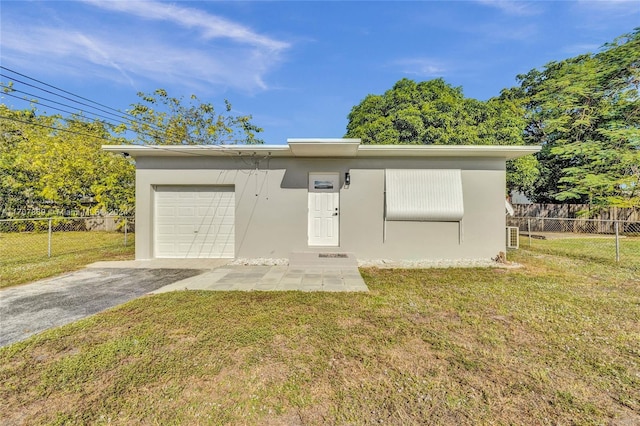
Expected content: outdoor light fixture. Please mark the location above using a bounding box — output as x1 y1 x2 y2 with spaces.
345 172 351 186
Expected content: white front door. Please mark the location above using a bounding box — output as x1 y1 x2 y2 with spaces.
308 173 340 246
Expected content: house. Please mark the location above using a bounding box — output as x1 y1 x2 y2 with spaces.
103 139 540 261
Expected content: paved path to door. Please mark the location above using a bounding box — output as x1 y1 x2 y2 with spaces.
151 265 367 293
93 254 368 293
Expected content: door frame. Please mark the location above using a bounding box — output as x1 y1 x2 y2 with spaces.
308 172 340 247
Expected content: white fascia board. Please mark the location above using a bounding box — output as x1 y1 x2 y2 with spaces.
287 138 361 157
103 143 541 160
101 144 291 158
356 145 541 159
287 138 361 143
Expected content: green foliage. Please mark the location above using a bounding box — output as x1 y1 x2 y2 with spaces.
507 154 540 194
119 89 264 145
1 88 262 216
345 78 534 194
0 105 135 216
517 29 640 209
346 78 528 146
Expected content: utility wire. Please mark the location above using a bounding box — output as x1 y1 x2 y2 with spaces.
1 87 134 127
0 68 259 150
0 114 122 144
1 90 169 143
0 114 260 160
0 71 165 136
0 66 155 130
2 91 89 119
0 73 144 127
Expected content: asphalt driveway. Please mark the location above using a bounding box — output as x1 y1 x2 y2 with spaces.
0 268 203 347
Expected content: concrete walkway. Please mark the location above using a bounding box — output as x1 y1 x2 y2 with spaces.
152 264 367 293
91 252 369 293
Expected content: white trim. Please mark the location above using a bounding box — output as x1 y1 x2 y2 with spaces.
103 143 541 160
308 173 340 246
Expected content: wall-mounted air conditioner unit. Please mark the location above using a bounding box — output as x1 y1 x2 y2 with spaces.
506 226 519 249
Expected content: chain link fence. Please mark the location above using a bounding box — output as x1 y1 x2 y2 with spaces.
507 217 640 269
0 216 134 264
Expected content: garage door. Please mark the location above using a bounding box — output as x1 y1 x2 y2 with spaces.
154 186 235 258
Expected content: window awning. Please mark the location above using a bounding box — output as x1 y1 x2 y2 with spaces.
385 169 464 221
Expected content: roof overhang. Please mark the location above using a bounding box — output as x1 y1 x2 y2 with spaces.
356 144 541 160
287 138 361 157
102 139 541 160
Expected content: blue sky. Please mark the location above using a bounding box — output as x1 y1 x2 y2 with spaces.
1 0 638 145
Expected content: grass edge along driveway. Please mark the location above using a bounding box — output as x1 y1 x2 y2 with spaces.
1 249 639 425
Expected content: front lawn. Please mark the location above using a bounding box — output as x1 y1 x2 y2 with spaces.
524 235 640 270
1 249 639 424
0 231 134 288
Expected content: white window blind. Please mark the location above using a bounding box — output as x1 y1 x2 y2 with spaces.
385 169 464 221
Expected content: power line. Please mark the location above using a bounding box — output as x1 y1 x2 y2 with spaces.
2 92 87 119
1 90 169 143
1 87 133 127
0 73 141 126
0 114 122 144
0 66 148 127
0 71 171 142
0 67 259 147
0 68 165 135
0 114 257 157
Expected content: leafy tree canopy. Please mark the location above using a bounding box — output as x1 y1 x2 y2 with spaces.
345 78 537 194
1 88 263 217
117 89 264 145
516 28 639 209
0 105 135 217
346 78 528 146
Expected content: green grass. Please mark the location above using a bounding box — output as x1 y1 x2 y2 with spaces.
523 235 640 270
0 231 134 288
1 249 639 425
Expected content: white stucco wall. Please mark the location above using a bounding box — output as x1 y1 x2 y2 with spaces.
133 156 506 261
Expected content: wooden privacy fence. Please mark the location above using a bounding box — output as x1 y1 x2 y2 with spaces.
512 204 639 222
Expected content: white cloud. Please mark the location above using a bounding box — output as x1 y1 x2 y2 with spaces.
393 58 447 77
575 0 640 13
0 22 283 92
0 2 291 93
82 0 289 51
570 0 639 31
476 0 541 16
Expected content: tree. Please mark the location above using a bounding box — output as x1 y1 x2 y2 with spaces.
0 107 47 215
119 89 264 145
345 78 537 194
516 29 640 210
0 105 135 216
